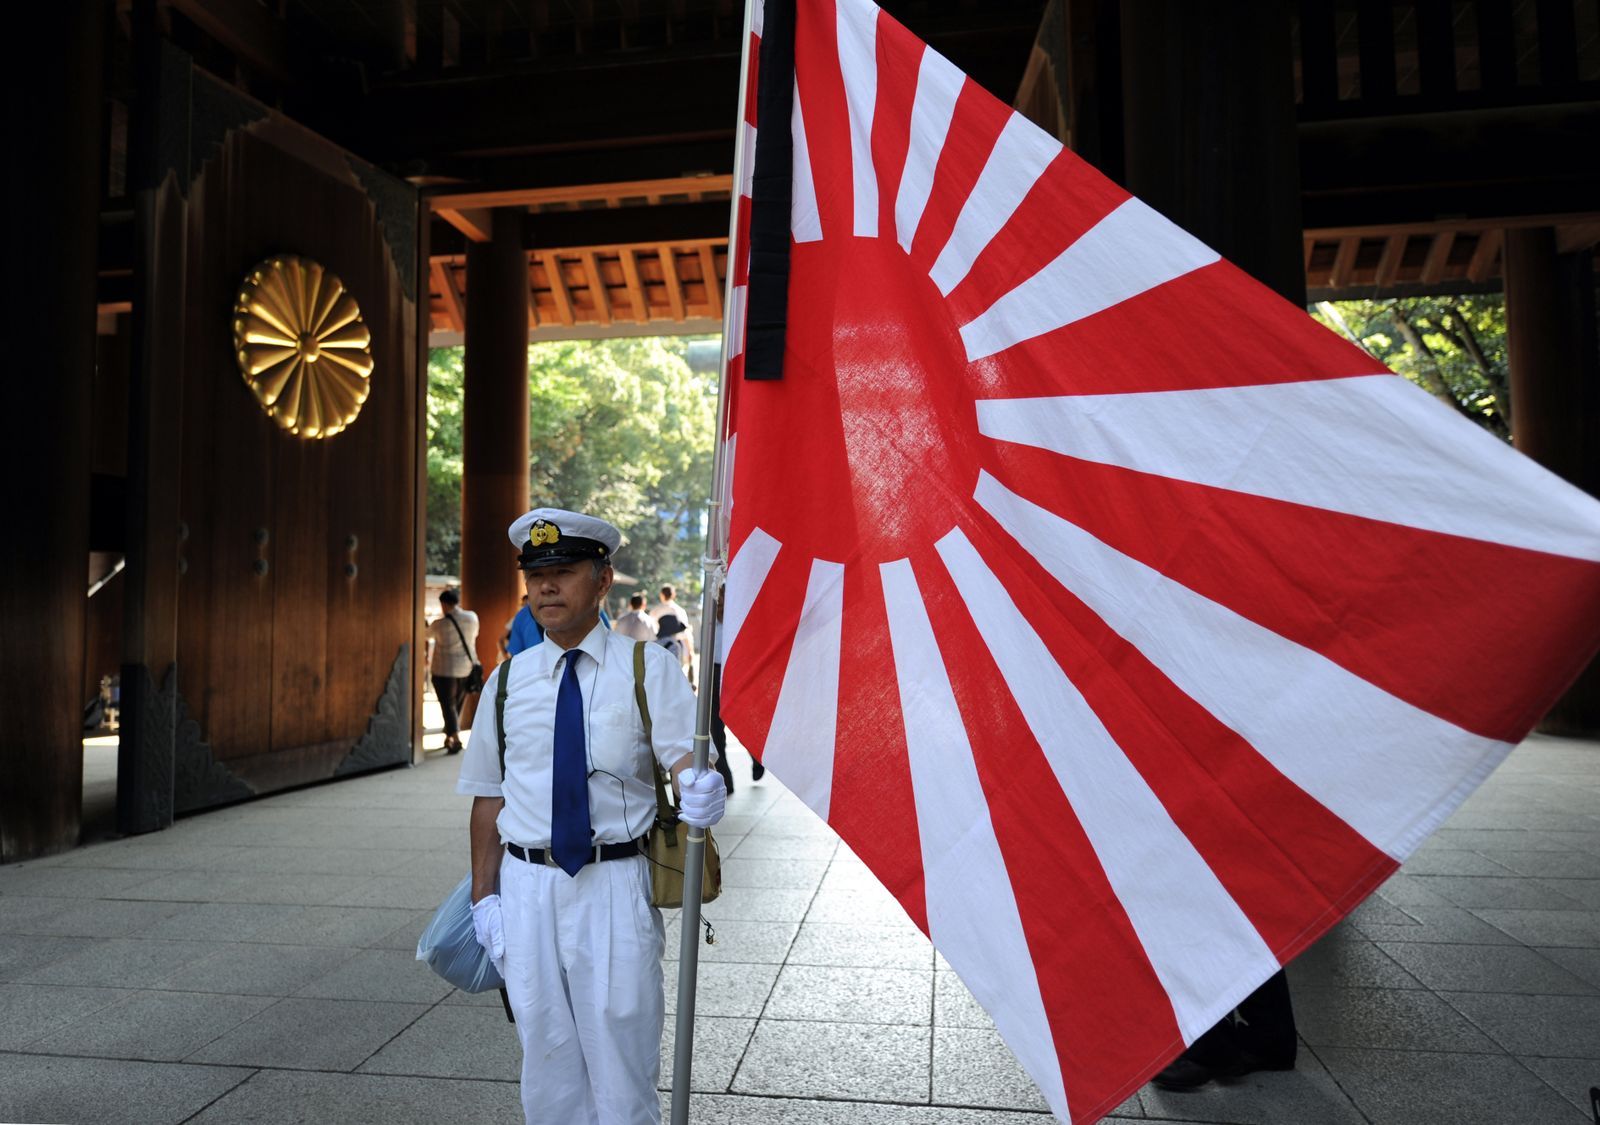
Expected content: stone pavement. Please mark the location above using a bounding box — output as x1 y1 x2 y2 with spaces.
1 732 1597 1125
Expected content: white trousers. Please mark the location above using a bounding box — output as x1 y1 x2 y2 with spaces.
499 850 665 1125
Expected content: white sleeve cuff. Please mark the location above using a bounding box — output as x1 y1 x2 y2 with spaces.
455 780 504 798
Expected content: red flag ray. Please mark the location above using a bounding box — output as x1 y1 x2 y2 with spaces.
904 81 1012 273
930 527 1283 1038
958 498 1399 951
822 560 928 930
877 556 1057 1122
889 42 963 253
987 440 1600 741
978 376 1600 565
866 7 918 236
944 154 1130 326
794 0 853 237
974 260 1389 398
720 541 813 757
893 549 1191 1121
975 472 1517 859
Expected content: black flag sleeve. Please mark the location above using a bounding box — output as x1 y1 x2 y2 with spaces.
744 0 796 380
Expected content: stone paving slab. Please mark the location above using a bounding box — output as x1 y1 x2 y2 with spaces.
186 1069 522 1124
1313 1047 1589 1125
188 996 430 1071
0 1055 254 1125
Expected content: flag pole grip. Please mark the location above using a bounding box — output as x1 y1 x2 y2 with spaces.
671 1 759 1122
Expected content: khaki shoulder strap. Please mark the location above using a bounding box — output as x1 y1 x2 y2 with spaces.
635 641 675 815
494 654 514 778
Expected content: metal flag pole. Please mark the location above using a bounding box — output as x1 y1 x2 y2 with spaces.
671 1 758 1121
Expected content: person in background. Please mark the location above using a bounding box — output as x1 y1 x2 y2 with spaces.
612 592 659 642
427 587 479 754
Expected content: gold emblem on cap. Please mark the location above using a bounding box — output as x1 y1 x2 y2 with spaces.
528 520 561 546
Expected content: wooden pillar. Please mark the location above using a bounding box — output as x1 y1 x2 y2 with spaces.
460 210 530 704
1 0 106 860
119 8 189 834
1118 0 1304 303
1504 228 1600 736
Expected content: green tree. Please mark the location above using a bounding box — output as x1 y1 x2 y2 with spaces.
1312 296 1511 440
424 336 719 597
425 347 464 575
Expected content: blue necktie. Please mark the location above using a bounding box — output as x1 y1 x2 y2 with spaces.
550 650 591 877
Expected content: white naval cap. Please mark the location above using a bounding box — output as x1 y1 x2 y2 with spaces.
507 507 622 570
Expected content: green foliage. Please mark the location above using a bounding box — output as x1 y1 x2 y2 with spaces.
425 336 719 599
1311 296 1511 440
425 347 464 575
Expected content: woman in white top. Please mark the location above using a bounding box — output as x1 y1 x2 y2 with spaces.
427 588 480 752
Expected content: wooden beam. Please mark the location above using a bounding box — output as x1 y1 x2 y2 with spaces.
698 244 722 319
579 250 612 325
1306 212 1600 242
1556 222 1600 254
1302 238 1317 272
659 247 686 321
437 207 495 243
618 248 648 322
541 252 575 326
431 259 465 333
430 175 734 212
1466 229 1503 282
169 0 289 82
1328 236 1360 288
525 258 541 329
1418 230 1456 285
1373 233 1408 288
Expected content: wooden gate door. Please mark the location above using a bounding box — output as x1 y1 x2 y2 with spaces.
120 46 423 829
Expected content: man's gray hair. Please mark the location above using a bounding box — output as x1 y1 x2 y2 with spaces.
591 558 612 580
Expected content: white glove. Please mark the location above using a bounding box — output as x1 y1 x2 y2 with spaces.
471 893 506 974
677 766 727 828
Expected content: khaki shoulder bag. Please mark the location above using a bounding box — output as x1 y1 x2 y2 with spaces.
633 641 721 908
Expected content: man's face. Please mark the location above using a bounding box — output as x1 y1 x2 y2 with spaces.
524 562 611 637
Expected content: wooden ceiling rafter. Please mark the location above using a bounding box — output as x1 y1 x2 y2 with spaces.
426 237 728 336
427 175 735 213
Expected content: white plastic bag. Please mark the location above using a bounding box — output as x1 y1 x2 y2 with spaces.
416 874 504 993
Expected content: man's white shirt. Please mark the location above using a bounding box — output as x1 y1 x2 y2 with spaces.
455 621 699 847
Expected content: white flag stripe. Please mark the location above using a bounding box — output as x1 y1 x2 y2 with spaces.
739 120 758 199
792 78 824 243
929 113 1062 295
880 557 1070 1122
751 0 763 38
976 472 1515 861
760 557 845 821
959 196 1220 361
893 45 964 252
722 522 779 663
837 0 879 238
977 374 1600 564
934 528 1280 1044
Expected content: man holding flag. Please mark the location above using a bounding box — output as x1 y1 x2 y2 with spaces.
664 1 1600 1123
458 507 727 1125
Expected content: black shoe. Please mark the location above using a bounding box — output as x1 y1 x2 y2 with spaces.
751 760 765 781
1152 1050 1293 1092
1151 1056 1217 1091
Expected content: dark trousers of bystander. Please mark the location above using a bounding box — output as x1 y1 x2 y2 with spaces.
432 674 467 740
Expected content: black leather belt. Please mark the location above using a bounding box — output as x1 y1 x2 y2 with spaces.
506 837 646 866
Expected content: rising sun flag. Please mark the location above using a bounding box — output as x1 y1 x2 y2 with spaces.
706 1 1600 1121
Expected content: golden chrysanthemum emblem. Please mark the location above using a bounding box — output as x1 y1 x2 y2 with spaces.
232 255 373 438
